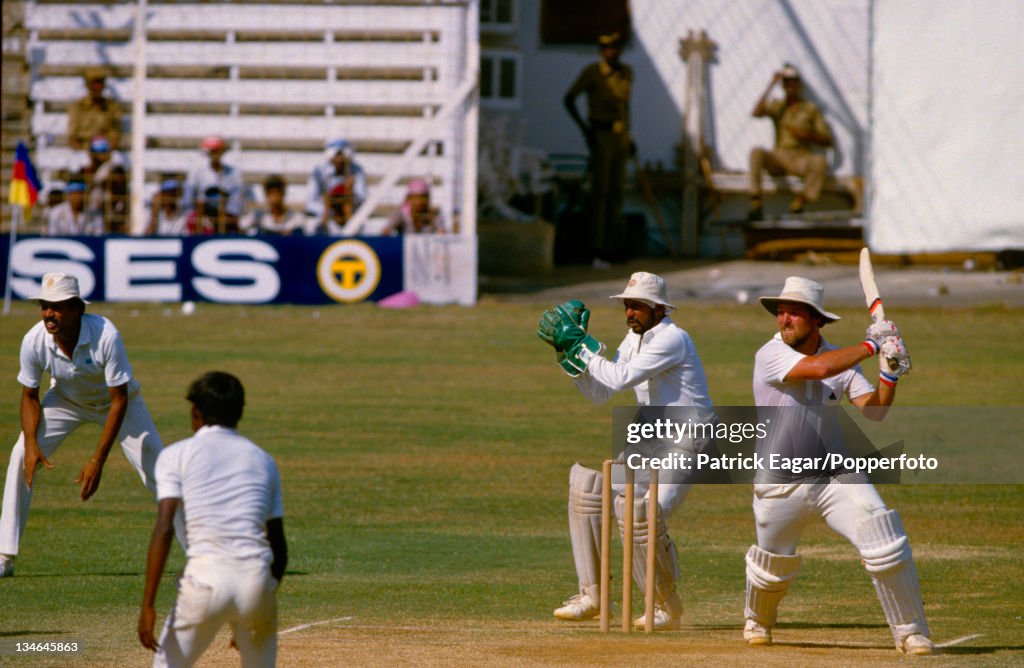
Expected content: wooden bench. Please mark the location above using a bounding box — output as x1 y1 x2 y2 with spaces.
25 1 474 230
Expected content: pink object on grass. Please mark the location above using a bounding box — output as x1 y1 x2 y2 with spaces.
378 290 420 309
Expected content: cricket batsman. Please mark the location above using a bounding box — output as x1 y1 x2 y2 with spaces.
744 276 932 654
536 272 716 630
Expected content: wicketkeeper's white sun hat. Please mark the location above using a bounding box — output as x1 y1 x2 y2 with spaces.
31 272 89 304
759 276 839 323
609 272 676 312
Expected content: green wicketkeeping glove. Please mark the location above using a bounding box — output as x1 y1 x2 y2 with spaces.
556 349 587 377
555 300 589 329
565 335 603 371
537 301 590 351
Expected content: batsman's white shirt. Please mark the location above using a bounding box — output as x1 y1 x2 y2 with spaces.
753 333 875 484
18 313 139 405
574 316 713 408
156 425 283 562
754 333 873 408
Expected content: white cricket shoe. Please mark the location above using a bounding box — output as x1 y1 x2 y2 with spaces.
633 606 682 631
633 591 683 631
743 619 772 645
899 633 934 655
553 593 600 620
0 555 13 578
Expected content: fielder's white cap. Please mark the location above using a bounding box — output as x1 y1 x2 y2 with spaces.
32 272 89 304
759 276 839 323
609 272 676 312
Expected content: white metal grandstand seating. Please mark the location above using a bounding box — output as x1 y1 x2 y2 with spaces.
25 1 476 230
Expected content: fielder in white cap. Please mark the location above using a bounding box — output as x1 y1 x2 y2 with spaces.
537 271 716 630
0 273 183 578
744 276 931 654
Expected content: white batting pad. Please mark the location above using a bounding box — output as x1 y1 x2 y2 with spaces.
614 494 680 610
568 464 603 594
745 545 802 627
855 510 930 643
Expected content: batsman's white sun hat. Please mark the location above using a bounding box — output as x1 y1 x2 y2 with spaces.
759 276 839 323
31 272 89 304
610 272 676 312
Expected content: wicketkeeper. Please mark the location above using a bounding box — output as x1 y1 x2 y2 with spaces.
744 276 932 655
536 272 716 630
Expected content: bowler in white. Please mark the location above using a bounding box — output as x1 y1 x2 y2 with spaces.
138 371 287 667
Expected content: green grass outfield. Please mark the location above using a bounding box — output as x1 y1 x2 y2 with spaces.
0 298 1021 666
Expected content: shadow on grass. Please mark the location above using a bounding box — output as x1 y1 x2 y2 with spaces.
940 645 1024 656
0 630 67 637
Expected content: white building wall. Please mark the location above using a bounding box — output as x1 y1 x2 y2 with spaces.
510 0 868 177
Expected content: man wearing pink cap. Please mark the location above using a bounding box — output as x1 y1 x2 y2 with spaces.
537 271 715 630
0 273 182 578
382 178 443 235
743 276 931 654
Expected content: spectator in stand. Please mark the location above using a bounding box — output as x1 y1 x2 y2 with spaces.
183 136 245 234
46 179 103 236
79 137 128 234
102 165 129 234
67 67 123 153
382 178 443 235
145 177 189 236
306 139 367 227
321 182 356 236
39 181 66 232
240 174 306 236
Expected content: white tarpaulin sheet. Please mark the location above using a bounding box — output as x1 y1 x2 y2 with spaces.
869 0 1024 252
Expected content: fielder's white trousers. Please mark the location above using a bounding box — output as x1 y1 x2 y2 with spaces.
0 391 163 556
155 556 278 668
752 476 888 555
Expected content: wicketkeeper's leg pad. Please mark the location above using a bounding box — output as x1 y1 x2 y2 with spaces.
568 463 603 598
745 544 802 627
614 494 680 611
856 509 929 643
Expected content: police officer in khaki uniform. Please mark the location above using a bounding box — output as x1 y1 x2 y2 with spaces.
748 64 833 220
564 32 633 270
67 67 124 152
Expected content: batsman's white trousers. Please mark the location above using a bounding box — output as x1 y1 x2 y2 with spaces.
155 556 278 668
752 477 888 555
0 390 163 556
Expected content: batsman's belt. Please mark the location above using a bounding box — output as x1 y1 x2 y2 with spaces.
589 118 627 134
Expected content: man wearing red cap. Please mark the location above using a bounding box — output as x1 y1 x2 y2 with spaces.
183 136 245 234
537 272 716 631
743 276 931 655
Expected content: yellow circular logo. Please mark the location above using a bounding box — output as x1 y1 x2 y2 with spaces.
316 240 382 303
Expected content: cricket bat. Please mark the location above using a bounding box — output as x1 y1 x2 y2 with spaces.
859 248 899 372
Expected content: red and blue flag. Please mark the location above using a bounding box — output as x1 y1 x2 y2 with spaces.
9 141 42 209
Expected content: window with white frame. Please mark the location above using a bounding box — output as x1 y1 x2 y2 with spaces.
480 50 521 108
480 0 516 33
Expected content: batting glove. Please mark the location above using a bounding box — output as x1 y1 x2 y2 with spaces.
878 335 911 385
864 319 901 355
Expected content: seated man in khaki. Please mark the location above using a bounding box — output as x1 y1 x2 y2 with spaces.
748 64 833 220
67 67 123 153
